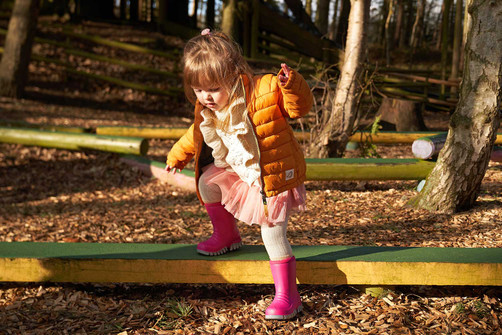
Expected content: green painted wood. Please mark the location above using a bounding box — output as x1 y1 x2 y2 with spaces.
121 156 435 182
1 242 501 264
121 154 195 178
0 127 148 155
305 158 435 180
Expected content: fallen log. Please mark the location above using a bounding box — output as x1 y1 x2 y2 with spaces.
412 133 502 161
0 127 148 155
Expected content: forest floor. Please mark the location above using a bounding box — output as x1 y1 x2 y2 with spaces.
0 18 501 335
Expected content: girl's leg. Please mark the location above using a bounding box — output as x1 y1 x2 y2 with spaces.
197 168 242 256
261 220 302 320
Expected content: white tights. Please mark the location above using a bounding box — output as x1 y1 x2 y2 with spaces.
199 172 293 261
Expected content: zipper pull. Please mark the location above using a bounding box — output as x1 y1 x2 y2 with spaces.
260 190 269 217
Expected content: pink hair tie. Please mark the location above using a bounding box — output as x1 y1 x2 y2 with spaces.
201 28 211 36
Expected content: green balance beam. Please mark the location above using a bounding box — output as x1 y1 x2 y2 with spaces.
97 127 502 145
121 155 435 190
0 242 500 286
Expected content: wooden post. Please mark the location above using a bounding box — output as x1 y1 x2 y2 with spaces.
377 97 427 131
250 0 260 59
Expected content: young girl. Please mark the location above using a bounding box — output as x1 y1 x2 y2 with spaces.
165 29 313 320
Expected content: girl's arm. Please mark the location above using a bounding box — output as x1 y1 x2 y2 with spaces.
277 64 313 119
165 124 196 172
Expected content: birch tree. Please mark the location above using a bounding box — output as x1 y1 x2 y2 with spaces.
0 0 40 98
408 0 502 213
309 0 369 158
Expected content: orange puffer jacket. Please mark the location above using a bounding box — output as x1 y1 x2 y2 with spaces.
166 68 313 202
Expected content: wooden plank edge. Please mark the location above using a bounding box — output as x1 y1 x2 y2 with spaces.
1 258 500 286
120 155 196 192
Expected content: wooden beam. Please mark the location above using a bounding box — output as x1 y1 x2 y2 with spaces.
0 127 149 155
1 242 500 286
97 126 188 139
305 158 435 180
95 128 502 145
121 155 435 182
120 155 196 191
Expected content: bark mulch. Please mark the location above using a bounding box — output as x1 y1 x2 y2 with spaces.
0 18 501 335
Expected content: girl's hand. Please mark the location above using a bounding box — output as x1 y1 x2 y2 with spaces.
278 63 291 86
165 165 180 175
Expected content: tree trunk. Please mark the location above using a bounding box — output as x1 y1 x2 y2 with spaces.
129 0 139 21
329 0 340 40
0 0 40 98
408 0 502 214
305 0 313 16
378 0 389 45
158 0 189 25
74 0 114 19
393 0 404 47
440 0 453 96
410 0 425 49
221 0 238 41
384 0 394 66
206 0 215 28
120 0 127 20
309 0 369 158
377 97 427 131
450 0 463 94
400 0 413 47
315 0 331 35
284 0 320 35
334 0 350 45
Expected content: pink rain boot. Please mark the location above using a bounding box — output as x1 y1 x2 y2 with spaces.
265 256 303 320
197 202 242 256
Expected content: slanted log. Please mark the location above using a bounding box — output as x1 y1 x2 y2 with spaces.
120 154 196 192
0 127 148 155
377 97 427 131
0 119 90 133
97 126 188 139
411 133 448 159
59 29 178 60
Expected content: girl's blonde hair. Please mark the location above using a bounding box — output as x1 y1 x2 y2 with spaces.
182 30 254 105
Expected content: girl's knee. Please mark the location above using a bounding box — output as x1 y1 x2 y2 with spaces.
198 171 222 203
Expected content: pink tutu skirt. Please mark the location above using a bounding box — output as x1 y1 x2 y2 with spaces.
202 164 307 226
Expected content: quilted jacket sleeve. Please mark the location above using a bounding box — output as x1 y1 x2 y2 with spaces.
166 124 196 169
277 68 313 119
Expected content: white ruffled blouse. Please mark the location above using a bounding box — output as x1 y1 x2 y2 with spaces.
199 92 262 187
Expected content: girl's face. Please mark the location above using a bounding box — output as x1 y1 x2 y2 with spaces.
192 85 229 111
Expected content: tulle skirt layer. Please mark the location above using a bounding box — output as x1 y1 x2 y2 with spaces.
202 164 306 226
